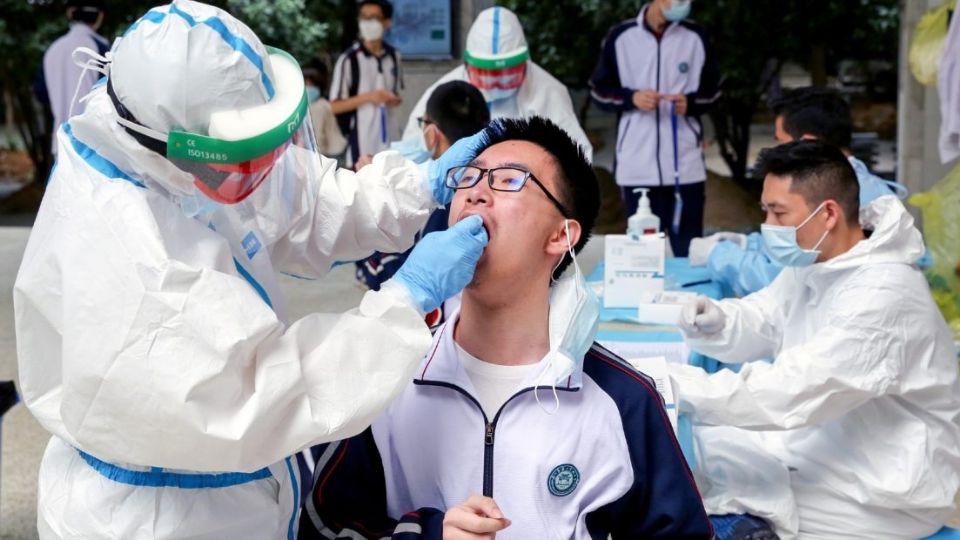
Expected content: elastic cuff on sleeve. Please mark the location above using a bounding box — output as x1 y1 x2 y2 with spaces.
379 279 426 317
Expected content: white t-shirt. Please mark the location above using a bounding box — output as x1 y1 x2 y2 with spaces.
329 41 402 166
455 343 541 420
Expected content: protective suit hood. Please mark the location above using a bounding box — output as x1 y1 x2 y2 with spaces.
791 196 926 301
830 196 924 269
465 7 528 62
110 0 274 137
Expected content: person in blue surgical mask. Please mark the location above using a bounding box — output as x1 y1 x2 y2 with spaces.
304 65 347 157
590 0 721 257
669 140 960 539
400 7 593 163
14 1 490 537
689 87 912 296
298 117 712 540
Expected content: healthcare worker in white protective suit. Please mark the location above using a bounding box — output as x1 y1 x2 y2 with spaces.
400 6 593 163
13 1 492 538
668 140 960 539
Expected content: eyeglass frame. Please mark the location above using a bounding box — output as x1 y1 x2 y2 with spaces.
445 165 572 218
416 116 435 129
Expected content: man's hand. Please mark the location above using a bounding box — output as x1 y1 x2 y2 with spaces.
632 89 659 111
367 89 402 107
688 232 748 266
660 93 688 116
353 154 373 171
391 215 488 314
443 496 511 540
678 295 726 338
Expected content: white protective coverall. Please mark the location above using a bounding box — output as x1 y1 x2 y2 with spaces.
15 2 441 538
400 7 594 162
669 196 960 539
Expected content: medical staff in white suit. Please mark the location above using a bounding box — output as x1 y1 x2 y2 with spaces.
14 1 490 538
669 141 960 539
401 6 593 162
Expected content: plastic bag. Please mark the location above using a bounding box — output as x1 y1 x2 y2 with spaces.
909 0 956 86
909 162 960 341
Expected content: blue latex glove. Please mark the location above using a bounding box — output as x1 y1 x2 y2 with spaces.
392 214 489 313
428 128 492 205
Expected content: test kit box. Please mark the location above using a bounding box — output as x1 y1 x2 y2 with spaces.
603 234 666 308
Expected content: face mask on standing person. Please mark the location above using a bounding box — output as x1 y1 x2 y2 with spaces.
662 0 692 22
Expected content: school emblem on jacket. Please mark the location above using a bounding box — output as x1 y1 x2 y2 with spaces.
547 463 580 497
678 62 689 73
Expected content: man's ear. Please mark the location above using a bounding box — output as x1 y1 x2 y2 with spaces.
546 219 581 257
823 199 843 230
434 129 453 157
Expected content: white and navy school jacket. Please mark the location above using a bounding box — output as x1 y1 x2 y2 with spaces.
590 6 721 187
298 319 712 539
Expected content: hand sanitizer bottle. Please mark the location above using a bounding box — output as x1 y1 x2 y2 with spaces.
627 188 660 239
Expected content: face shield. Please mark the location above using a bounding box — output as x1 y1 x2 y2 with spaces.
112 47 317 204
464 48 529 101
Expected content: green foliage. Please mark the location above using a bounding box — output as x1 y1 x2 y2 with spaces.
500 0 900 180
226 0 329 64
497 0 642 87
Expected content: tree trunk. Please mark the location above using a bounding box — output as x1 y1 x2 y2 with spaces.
810 44 828 87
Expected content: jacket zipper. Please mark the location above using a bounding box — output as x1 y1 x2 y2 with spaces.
483 421 495 496
413 380 578 498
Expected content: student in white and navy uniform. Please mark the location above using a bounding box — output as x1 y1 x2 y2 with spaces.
299 117 712 539
590 0 721 256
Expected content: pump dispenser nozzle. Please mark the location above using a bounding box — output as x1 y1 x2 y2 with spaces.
627 188 660 239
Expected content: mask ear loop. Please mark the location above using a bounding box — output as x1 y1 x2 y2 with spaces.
551 219 582 286
533 367 561 416
798 201 830 254
69 47 111 119
538 219 579 415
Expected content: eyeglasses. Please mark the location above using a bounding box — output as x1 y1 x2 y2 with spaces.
445 165 571 218
416 117 435 129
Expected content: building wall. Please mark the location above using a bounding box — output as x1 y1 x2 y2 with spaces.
392 0 494 140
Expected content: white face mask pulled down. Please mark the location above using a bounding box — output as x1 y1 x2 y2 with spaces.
535 220 601 414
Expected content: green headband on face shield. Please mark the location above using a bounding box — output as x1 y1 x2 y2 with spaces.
463 47 529 70
115 46 312 203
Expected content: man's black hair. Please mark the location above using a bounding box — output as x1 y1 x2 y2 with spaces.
358 0 393 19
770 87 853 149
755 140 860 225
67 0 103 25
425 81 490 144
481 116 600 279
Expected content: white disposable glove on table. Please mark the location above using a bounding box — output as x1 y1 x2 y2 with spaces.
688 232 748 266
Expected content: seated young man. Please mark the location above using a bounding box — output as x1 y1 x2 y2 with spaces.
356 81 491 303
299 117 712 539
672 141 960 538
688 87 910 297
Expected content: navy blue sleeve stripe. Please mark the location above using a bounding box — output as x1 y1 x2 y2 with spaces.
584 346 714 538
590 352 702 493
589 20 639 112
